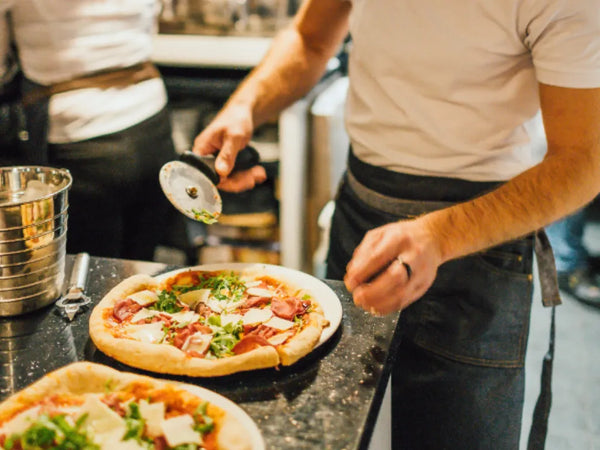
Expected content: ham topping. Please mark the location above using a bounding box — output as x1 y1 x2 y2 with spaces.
232 335 272 355
112 298 143 322
172 323 212 349
246 324 279 340
270 297 307 321
243 296 271 308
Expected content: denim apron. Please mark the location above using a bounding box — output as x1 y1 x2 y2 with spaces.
326 149 560 449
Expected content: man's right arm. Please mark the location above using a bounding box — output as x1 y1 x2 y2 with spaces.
193 0 351 189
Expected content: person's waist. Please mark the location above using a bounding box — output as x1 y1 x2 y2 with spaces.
348 147 503 203
22 61 160 106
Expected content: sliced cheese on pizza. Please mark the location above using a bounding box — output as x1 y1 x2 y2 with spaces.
161 414 202 447
264 317 295 331
127 290 158 306
242 308 272 325
124 321 164 343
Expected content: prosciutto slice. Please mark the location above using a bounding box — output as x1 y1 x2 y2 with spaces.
112 298 143 322
244 296 271 308
270 297 307 320
232 335 272 355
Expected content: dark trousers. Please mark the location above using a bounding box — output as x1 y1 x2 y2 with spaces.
326 151 534 449
48 107 179 261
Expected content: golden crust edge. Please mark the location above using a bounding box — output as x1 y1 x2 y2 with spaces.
278 312 329 366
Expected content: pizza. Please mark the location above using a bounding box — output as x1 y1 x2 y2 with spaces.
0 362 254 450
89 267 330 377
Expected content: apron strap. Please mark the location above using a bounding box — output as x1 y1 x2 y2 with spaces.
535 230 562 307
528 229 561 449
527 305 557 450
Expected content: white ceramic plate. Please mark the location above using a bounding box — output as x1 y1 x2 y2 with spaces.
155 262 343 347
177 382 265 450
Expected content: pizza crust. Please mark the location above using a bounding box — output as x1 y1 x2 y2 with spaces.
0 362 252 450
277 313 329 366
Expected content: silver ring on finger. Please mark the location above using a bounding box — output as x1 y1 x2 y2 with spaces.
396 255 413 280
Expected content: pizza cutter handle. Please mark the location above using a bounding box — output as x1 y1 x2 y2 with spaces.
179 146 260 186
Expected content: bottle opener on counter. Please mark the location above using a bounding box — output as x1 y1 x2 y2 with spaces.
159 146 260 224
56 252 91 321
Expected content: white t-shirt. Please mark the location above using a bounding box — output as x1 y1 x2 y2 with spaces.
345 0 600 181
8 0 167 143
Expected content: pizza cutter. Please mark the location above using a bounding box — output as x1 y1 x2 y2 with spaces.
56 252 91 321
159 146 260 224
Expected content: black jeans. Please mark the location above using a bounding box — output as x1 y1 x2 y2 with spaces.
327 151 535 449
48 107 178 261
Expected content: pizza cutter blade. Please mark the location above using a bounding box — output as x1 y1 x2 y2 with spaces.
159 146 260 224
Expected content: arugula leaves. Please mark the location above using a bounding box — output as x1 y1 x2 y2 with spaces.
193 402 214 435
122 402 150 445
190 208 219 225
199 273 246 302
150 290 183 314
5 413 99 450
206 315 243 358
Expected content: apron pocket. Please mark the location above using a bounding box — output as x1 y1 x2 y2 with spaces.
403 241 534 368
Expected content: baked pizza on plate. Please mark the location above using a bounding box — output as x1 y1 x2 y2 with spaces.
0 362 263 450
89 263 342 377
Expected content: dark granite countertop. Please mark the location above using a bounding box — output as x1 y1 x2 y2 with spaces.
0 256 401 450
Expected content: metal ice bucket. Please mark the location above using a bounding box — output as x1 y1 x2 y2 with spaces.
0 166 72 316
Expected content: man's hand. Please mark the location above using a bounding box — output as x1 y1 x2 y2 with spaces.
344 218 443 316
192 104 266 192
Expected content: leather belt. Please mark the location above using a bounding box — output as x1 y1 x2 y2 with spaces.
22 61 161 106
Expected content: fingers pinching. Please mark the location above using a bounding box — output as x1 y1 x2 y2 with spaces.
396 255 413 280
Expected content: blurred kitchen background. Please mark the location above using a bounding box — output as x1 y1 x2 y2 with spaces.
153 0 351 278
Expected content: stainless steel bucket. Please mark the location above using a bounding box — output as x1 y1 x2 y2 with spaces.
0 166 72 316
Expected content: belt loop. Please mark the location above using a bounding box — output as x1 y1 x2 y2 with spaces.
534 229 562 307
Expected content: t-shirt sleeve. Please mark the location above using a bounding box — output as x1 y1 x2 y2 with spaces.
521 0 600 88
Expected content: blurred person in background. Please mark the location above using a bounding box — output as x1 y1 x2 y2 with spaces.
547 201 600 308
192 0 600 448
0 0 182 261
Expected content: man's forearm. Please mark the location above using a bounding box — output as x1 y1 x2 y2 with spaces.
422 148 600 263
225 28 332 126
222 0 351 127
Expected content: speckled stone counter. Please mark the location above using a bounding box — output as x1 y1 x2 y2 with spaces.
0 256 401 449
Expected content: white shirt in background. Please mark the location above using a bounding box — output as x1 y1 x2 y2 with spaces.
346 0 600 181
8 0 167 143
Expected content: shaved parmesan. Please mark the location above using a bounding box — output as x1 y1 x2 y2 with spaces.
125 322 165 343
206 297 245 313
246 287 273 298
0 406 41 435
264 316 295 331
78 395 124 434
160 414 202 447
129 308 157 323
205 297 224 313
127 290 158 306
268 331 294 346
242 308 272 325
167 310 199 324
139 400 165 437
220 313 243 326
179 289 210 307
